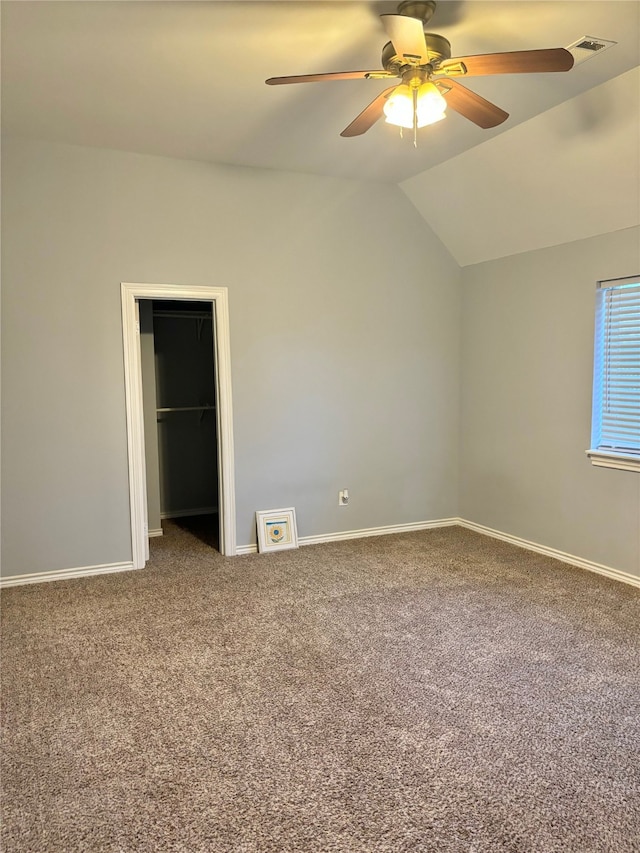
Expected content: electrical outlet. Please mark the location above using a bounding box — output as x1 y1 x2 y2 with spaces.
338 489 349 507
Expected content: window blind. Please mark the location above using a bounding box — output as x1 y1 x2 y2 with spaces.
592 277 640 455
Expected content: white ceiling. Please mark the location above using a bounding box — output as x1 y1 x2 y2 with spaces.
2 1 639 265
402 66 640 265
2 1 639 183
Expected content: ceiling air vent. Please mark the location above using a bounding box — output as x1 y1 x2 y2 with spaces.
566 36 617 66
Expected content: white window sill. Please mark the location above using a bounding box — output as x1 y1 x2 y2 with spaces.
586 450 640 472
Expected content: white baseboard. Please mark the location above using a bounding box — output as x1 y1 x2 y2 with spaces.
4 519 636 590
301 518 460 547
148 528 164 538
238 516 639 588
235 518 459 556
235 544 259 555
0 561 138 589
457 519 640 589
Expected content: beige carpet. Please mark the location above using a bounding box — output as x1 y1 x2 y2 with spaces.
2 523 639 852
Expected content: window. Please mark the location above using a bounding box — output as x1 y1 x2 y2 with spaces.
587 276 640 472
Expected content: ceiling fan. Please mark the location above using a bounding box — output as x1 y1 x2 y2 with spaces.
266 0 574 140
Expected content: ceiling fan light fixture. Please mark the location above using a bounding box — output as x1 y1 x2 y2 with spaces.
384 80 447 129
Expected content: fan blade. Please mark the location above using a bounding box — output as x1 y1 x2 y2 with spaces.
437 48 574 77
266 71 393 85
340 86 397 137
380 14 428 63
436 79 508 128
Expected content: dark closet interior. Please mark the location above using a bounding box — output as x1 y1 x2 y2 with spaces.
142 299 219 549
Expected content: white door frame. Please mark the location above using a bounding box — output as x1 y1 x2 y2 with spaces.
121 282 236 566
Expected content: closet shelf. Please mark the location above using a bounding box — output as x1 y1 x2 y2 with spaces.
156 405 216 413
153 311 212 320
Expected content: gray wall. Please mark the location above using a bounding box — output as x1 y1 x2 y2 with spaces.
1 138 461 577
459 227 640 578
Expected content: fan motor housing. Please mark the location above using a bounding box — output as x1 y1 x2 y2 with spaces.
397 1 437 24
381 32 451 73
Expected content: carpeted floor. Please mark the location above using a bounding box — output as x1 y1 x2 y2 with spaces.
1 523 639 852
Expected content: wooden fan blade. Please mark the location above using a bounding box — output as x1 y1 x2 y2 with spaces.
380 14 428 63
340 86 397 137
437 48 574 77
436 79 509 128
266 71 393 85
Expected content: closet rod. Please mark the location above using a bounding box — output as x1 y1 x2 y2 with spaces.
153 311 212 320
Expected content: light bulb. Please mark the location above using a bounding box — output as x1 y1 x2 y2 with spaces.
383 85 414 129
415 82 447 126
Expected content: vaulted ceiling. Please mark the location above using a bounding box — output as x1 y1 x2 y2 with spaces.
2 1 639 264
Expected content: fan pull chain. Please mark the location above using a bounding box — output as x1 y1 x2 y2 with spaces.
413 86 418 148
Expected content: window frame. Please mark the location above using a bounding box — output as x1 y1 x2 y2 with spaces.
587 275 640 473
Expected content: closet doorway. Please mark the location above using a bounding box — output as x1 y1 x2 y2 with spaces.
141 299 219 545
122 283 236 567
